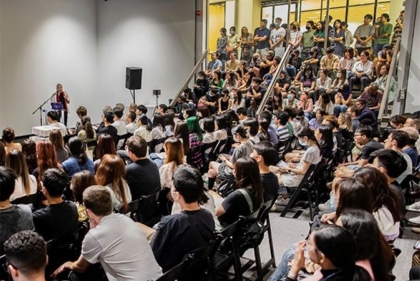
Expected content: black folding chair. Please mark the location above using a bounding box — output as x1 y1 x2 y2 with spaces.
280 164 317 218
137 190 161 227
212 218 244 281
201 141 218 173
152 256 191 281
253 198 277 275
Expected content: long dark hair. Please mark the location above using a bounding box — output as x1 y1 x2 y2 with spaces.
174 121 190 154
297 127 321 151
339 209 393 281
68 137 88 165
234 157 263 204
22 139 37 174
81 116 95 139
317 124 334 151
312 225 371 280
354 167 402 223
152 114 164 130
96 134 117 160
243 119 259 137
335 178 373 218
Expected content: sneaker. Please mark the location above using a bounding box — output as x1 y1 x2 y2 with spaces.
407 202 420 213
275 198 290 206
318 202 331 212
409 216 420 225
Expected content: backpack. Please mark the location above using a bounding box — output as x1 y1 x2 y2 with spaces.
236 189 264 250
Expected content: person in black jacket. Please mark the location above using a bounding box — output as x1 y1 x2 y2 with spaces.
193 70 209 100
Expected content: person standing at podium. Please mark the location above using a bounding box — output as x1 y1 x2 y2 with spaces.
52 83 70 126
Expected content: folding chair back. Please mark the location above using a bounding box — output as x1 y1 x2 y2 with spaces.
137 190 161 227
280 163 317 218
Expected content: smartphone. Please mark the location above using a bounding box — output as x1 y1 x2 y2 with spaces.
276 160 289 168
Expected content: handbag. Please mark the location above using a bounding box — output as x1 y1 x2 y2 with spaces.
236 189 264 250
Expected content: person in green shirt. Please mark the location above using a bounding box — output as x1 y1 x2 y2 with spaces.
302 21 315 59
373 13 393 56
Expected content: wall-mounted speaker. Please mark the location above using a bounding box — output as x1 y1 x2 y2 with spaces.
125 67 142 90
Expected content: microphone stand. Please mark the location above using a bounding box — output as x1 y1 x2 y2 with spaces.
32 93 56 126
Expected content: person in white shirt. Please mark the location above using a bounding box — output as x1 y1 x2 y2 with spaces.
52 185 161 281
349 50 373 92
47 111 67 137
270 17 286 58
111 107 127 136
5 150 37 202
125 111 138 134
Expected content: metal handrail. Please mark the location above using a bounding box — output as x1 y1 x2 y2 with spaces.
170 49 209 107
377 38 401 126
256 45 294 115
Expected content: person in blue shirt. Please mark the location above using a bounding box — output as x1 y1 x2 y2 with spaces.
254 19 271 60
205 52 222 76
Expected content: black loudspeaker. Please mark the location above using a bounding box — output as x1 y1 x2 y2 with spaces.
125 67 142 90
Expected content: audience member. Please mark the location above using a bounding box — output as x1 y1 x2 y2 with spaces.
349 50 374 92
97 110 118 145
3 230 47 281
0 167 34 248
216 156 264 227
124 136 161 200
53 185 162 281
5 150 37 202
383 129 412 184
151 165 215 275
62 137 95 178
372 149 407 216
400 126 419 166
354 14 375 55
22 139 37 174
49 129 70 163
2 127 22 153
33 168 78 241
252 142 279 203
32 140 60 184
70 170 97 222
125 111 138 134
47 111 67 137
96 154 132 211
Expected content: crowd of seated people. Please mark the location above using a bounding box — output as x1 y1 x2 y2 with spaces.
3 9 420 280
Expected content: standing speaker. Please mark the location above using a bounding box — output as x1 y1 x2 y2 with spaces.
125 67 142 90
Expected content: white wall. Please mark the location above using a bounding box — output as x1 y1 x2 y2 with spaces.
403 0 420 113
96 0 195 118
0 0 97 135
0 0 196 136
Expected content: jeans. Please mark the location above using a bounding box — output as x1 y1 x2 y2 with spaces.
333 105 348 117
304 112 314 120
373 43 386 57
349 75 371 92
285 66 297 79
268 244 296 281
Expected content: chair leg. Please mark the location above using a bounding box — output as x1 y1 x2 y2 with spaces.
231 239 243 281
267 218 276 267
307 191 313 220
254 247 263 281
281 187 301 217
